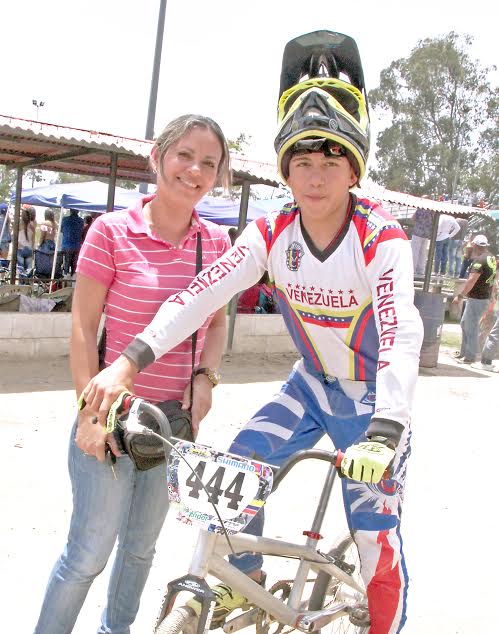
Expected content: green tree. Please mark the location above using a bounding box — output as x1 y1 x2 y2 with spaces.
0 166 16 203
369 32 497 204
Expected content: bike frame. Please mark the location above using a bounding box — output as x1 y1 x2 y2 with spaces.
158 452 366 634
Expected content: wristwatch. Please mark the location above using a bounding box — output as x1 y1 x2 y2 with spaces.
193 367 221 387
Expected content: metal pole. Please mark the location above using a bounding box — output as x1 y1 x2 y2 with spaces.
49 207 64 290
423 212 439 292
107 153 118 213
227 181 251 352
10 167 23 284
139 0 167 195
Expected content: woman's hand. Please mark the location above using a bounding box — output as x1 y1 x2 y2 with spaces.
80 355 138 426
181 374 213 438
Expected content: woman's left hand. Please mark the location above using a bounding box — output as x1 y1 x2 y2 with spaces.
181 374 213 438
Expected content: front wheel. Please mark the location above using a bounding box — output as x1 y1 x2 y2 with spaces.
309 534 368 634
155 607 196 634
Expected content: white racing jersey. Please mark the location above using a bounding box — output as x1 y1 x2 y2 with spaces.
133 196 423 431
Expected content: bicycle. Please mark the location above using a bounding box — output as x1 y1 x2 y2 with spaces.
112 394 370 634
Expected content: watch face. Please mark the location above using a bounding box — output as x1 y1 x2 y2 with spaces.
208 370 221 386
196 368 220 386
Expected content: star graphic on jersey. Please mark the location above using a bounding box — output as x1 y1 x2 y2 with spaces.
349 289 354 294
295 283 300 289
328 289 334 294
310 286 315 291
287 282 292 288
319 288 324 292
338 290 344 295
301 285 306 290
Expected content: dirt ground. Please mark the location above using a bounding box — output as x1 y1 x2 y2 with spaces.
1 332 498 634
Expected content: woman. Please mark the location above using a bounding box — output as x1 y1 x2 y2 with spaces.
81 214 94 243
38 208 57 251
17 205 36 271
33 114 232 634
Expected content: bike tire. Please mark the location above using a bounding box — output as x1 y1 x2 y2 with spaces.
309 534 368 634
155 607 194 634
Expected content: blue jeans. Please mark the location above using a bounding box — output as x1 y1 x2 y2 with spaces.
447 240 462 277
482 313 499 363
459 298 490 361
434 239 449 275
33 422 169 634
17 245 33 271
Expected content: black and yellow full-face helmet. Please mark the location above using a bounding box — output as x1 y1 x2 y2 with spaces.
275 31 370 184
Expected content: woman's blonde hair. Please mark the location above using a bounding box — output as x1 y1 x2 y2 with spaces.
153 114 231 192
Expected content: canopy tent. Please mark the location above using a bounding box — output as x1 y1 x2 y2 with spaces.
9 181 142 212
8 181 293 225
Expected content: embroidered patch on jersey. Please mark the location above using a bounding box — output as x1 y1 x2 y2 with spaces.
286 242 304 271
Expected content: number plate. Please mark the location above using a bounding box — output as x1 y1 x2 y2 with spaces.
167 441 274 534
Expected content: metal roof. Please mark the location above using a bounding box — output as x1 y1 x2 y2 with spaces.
357 181 489 217
0 114 279 187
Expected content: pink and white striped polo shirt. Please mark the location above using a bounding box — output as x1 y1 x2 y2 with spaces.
77 195 231 403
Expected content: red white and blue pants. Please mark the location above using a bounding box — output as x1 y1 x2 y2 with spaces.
228 359 410 634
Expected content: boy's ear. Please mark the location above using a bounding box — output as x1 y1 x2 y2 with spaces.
349 164 358 188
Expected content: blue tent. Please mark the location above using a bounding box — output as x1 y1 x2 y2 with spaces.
10 181 142 212
10 181 293 225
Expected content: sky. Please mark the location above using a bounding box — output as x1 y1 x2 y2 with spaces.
2 0 497 168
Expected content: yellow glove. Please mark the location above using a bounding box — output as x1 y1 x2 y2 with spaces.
341 441 395 484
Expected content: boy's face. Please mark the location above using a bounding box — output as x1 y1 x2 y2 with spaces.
286 151 357 219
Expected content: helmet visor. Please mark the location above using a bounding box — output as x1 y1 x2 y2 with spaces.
278 78 365 124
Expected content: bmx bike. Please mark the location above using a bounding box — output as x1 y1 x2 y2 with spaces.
113 395 369 634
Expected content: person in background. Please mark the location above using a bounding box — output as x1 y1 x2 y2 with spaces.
60 209 84 276
38 209 57 252
228 226 238 246
410 207 433 276
434 213 460 276
474 310 499 372
447 217 468 278
0 205 11 259
459 238 474 279
16 205 36 271
237 272 275 313
452 235 497 364
32 114 232 634
81 214 94 243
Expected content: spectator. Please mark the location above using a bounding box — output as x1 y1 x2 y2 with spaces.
452 235 497 364
447 217 468 278
473 311 499 372
434 214 460 276
60 209 84 276
81 214 94 243
228 226 238 246
237 273 276 314
0 205 11 259
459 238 474 279
38 209 57 252
410 207 433 275
16 205 36 271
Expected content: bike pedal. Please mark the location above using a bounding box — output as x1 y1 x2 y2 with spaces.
319 550 355 575
349 605 370 627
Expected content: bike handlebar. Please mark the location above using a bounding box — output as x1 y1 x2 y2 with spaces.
118 394 345 482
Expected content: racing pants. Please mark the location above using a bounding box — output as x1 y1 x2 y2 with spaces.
228 359 410 634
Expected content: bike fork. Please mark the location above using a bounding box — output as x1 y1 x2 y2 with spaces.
156 532 219 632
287 464 337 609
